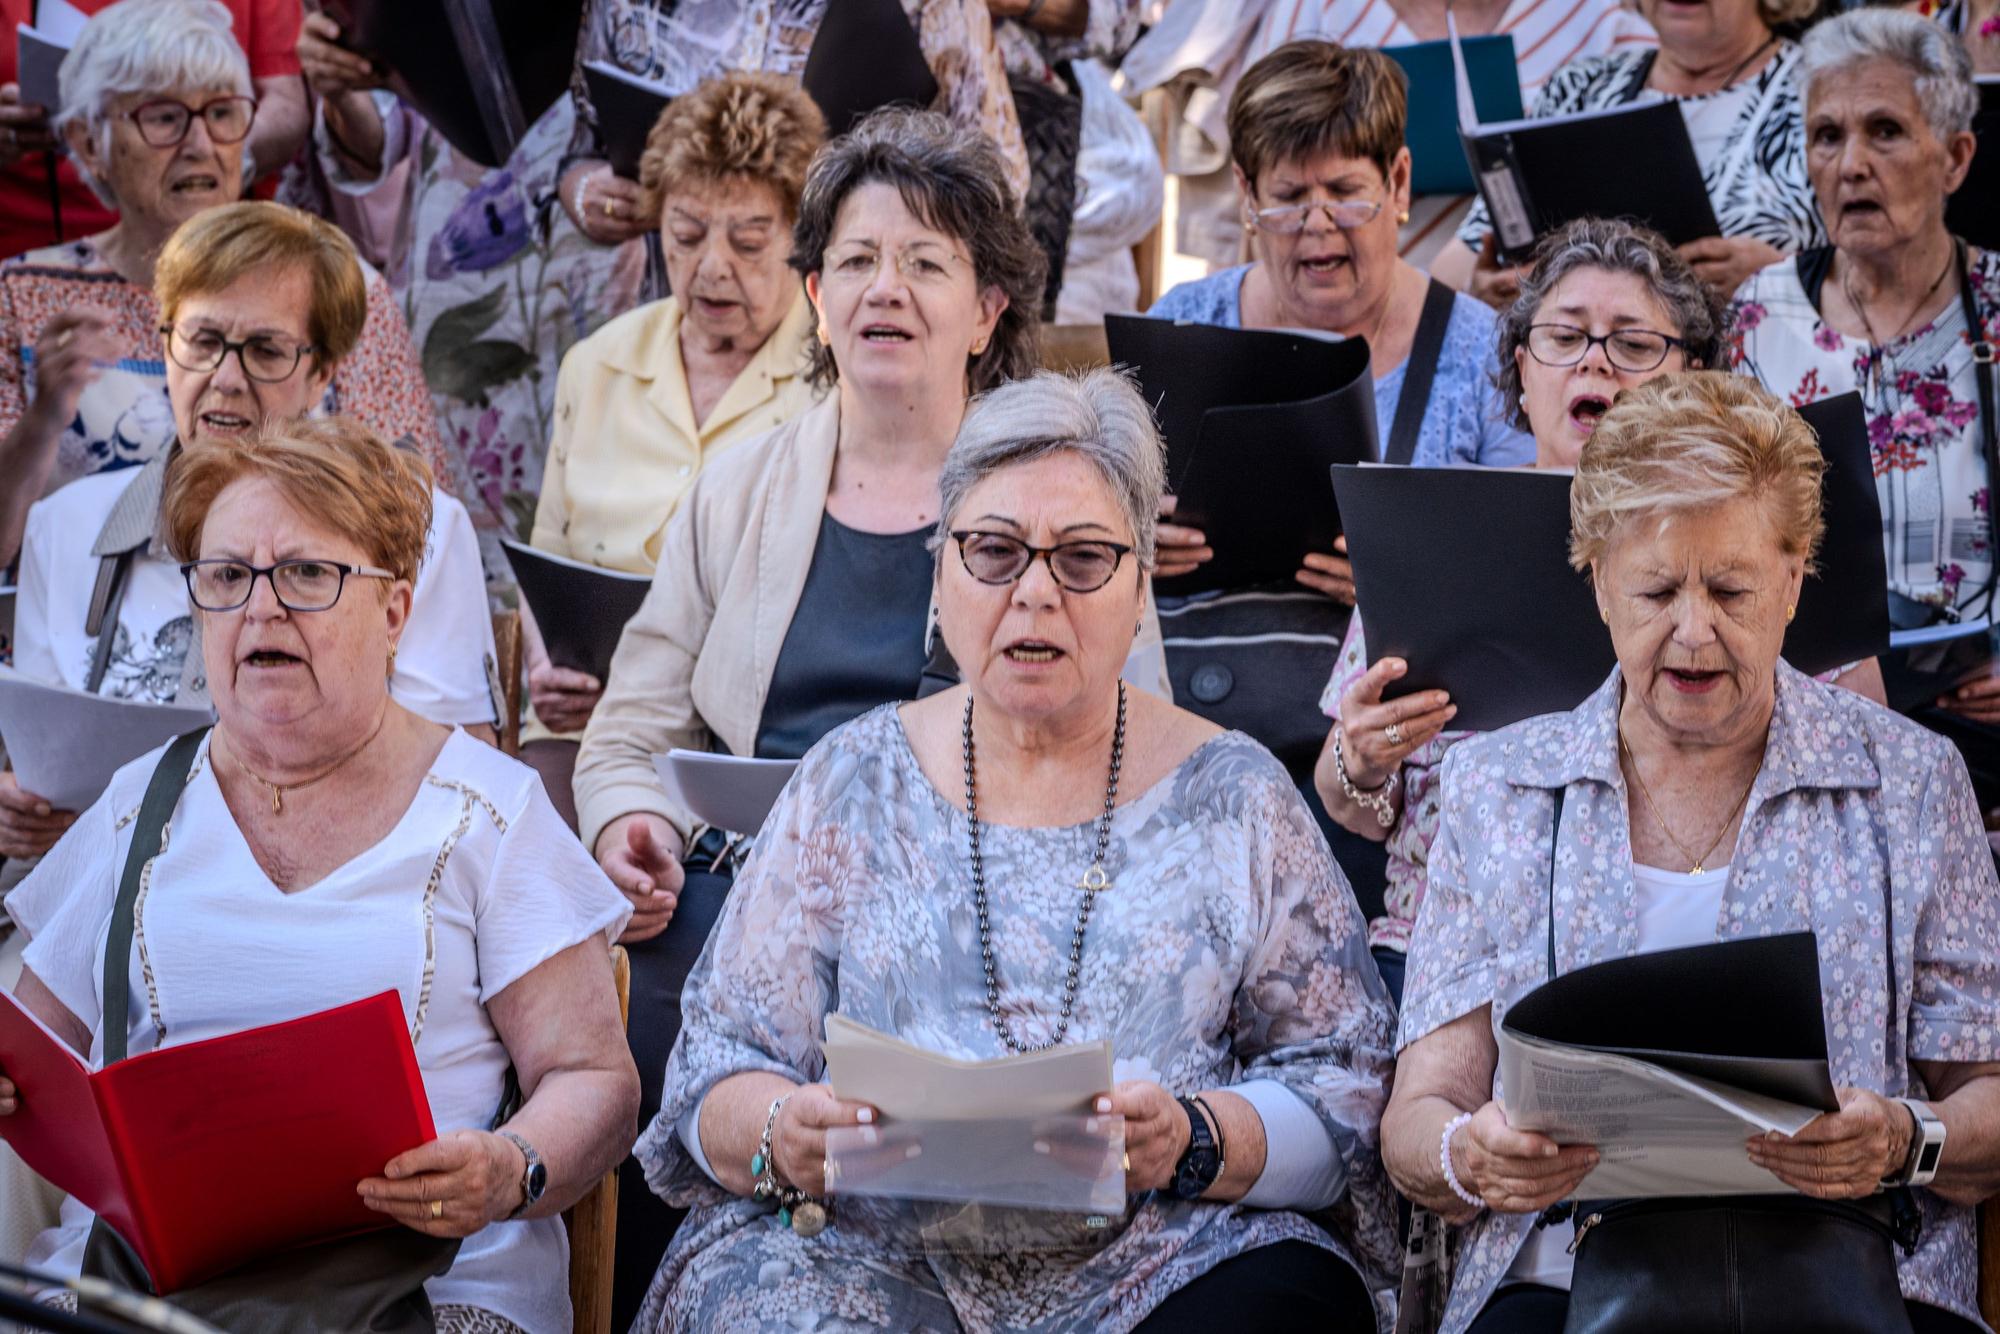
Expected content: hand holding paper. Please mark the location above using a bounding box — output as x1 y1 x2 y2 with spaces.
1453 1100 1601 1214
0 769 75 859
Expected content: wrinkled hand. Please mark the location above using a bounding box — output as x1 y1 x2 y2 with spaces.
0 83 55 169
1336 656 1455 788
526 661 603 734
773 1083 878 1197
1468 234 1525 311
358 1129 525 1237
1103 1080 1187 1193
297 13 384 100
1296 533 1355 603
561 162 649 245
29 308 119 430
0 771 75 859
1678 235 1780 302
1747 1087 1912 1200
1940 673 2000 724
1453 1101 1599 1214
594 812 686 942
1155 494 1212 579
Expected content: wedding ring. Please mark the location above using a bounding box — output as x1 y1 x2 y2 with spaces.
603 198 615 219
1385 721 1404 746
430 1199 443 1219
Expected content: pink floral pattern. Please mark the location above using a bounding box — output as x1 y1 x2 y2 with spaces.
1402 663 2000 1333
633 706 1400 1332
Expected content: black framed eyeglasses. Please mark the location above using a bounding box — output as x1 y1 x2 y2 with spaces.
162 325 315 383
181 558 394 612
950 530 1134 594
126 95 257 148
1525 322 1686 373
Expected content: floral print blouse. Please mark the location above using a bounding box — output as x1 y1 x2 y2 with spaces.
1401 662 2000 1334
633 704 1400 1333
1730 250 2000 618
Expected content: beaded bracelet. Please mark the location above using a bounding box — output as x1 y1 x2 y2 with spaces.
1440 1111 1484 1210
751 1094 828 1237
1333 725 1400 829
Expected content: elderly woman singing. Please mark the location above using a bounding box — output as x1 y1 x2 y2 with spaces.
630 370 1398 1331
0 418 638 1333
1381 372 2000 1334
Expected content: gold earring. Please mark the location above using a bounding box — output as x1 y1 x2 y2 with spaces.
1398 210 1410 224
387 643 399 674
816 325 830 345
1598 608 1609 625
1786 604 1796 624
971 339 989 356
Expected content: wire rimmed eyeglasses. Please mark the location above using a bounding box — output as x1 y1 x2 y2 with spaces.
1247 198 1384 234
1524 323 1687 373
162 325 316 383
950 531 1134 594
181 558 394 612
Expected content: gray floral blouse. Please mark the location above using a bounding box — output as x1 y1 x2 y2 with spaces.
1401 663 2000 1334
633 705 1399 1332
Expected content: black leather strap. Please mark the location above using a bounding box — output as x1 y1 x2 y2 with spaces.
100 726 208 1065
83 549 135 695
1544 786 1567 983
1952 240 2000 620
1385 279 1457 465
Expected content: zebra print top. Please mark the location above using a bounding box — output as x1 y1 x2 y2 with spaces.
1459 40 1826 257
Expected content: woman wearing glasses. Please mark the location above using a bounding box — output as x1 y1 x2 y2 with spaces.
4 413 640 1334
0 0 438 572
629 368 1397 1331
1313 219 1727 1002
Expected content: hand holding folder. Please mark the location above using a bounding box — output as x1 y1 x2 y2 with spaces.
499 539 652 685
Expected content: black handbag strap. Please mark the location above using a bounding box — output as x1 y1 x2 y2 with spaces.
1952 240 2000 621
100 726 208 1065
1544 786 1567 983
1385 279 1456 466
83 549 135 695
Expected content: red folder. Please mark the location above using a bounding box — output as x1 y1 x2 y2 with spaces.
0 989 435 1293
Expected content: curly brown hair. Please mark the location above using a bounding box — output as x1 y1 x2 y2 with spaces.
637 71 827 224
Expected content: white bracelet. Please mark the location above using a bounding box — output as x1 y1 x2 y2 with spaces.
1440 1111 1483 1210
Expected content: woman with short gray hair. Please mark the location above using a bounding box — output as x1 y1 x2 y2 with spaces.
1728 6 2000 801
628 366 1397 1332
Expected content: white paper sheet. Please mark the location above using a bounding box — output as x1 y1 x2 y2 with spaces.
822 1013 1113 1121
650 750 797 835
0 668 211 810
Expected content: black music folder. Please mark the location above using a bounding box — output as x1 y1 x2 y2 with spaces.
802 0 939 139
321 0 583 168
582 62 672 180
1947 78 2000 250
1106 314 1379 595
499 539 652 684
1880 618 1997 712
1333 393 1889 731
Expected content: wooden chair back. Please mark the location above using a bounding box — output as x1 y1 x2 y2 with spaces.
491 609 522 755
1981 1196 2000 1327
566 945 630 1334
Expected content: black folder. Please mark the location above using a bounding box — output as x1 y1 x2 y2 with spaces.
1880 619 1998 712
582 62 672 181
802 0 939 139
1946 78 2000 250
1105 314 1379 595
1503 932 1838 1112
1462 100 1720 263
499 539 652 684
1334 392 1890 731
1385 35 1523 197
320 0 583 168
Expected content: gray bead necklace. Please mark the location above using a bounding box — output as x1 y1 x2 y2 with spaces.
961 682 1125 1054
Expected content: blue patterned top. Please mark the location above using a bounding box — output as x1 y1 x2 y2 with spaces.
1147 264 1533 469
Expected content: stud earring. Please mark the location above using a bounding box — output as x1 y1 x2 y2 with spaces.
971 339 989 356
1598 608 1609 625
1786 604 1796 624
1398 210 1410 224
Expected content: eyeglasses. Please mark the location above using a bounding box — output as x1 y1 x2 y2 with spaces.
1247 198 1384 234
125 96 257 148
1525 323 1686 373
181 559 393 612
162 325 315 383
951 531 1134 594
821 241 971 288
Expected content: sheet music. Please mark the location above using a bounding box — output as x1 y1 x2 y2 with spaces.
0 667 210 810
823 1013 1112 1121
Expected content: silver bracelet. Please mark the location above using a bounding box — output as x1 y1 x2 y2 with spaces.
1440 1111 1484 1209
1333 725 1400 828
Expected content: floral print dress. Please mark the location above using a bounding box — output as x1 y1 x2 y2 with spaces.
1729 250 2000 618
1401 663 2000 1334
634 705 1400 1333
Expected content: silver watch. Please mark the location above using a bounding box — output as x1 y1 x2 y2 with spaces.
1888 1099 1946 1187
498 1129 547 1218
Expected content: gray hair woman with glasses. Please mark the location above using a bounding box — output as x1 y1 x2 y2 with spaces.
628 367 1398 1332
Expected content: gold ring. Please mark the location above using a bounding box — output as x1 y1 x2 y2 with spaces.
430 1199 443 1219
603 198 615 219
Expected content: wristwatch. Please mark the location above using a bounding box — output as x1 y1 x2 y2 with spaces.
1886 1099 1947 1188
498 1130 548 1218
1169 1096 1225 1200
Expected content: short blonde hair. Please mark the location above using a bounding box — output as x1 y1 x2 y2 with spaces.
1227 40 1407 185
156 202 369 366
164 417 433 584
1568 372 1825 573
638 71 827 224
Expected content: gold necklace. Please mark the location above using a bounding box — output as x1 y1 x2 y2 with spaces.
1618 732 1758 874
219 713 387 816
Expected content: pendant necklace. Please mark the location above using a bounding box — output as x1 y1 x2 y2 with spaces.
221 712 387 816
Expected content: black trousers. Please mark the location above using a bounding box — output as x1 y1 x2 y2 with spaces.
1466 1285 1982 1334
1132 1240 1374 1331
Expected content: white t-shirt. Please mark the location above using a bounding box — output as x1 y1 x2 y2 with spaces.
13 471 499 724
7 730 630 1333
1503 862 1732 1291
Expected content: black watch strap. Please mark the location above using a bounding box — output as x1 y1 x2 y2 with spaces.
1169 1095 1224 1200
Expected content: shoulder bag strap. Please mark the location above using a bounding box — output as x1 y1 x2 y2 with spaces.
1544 786 1567 983
1952 240 2000 620
100 726 209 1065
1384 279 1457 466
83 549 136 695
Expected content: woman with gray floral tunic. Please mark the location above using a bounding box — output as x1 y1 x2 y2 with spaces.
1382 372 2000 1334
631 370 1398 1331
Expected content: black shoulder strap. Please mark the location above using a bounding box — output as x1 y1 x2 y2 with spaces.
100 726 208 1065
1544 786 1567 983
1385 279 1457 466
1953 240 2000 621
83 549 136 695
1796 245 1836 311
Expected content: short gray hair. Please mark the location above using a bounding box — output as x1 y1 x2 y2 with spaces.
57 0 252 208
1801 8 1977 140
934 369 1164 570
1496 217 1728 432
